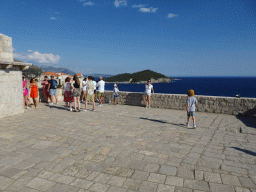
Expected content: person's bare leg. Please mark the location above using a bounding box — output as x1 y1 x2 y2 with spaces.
192 116 196 124
36 98 39 108
77 97 80 110
187 116 190 123
145 95 148 107
51 95 54 103
114 99 116 105
85 100 87 109
55 95 58 103
148 96 151 107
74 97 77 110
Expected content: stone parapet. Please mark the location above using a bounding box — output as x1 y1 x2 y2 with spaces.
38 89 256 116
102 91 256 116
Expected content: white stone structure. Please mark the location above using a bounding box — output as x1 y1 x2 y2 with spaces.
0 34 32 118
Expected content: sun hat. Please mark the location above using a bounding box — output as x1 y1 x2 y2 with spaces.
187 89 195 96
114 84 117 87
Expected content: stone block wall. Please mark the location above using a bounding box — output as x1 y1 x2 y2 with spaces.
37 89 256 116
0 34 13 62
0 70 24 118
102 91 256 116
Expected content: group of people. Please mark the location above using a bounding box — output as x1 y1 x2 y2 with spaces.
22 74 39 109
41 75 113 112
23 75 197 128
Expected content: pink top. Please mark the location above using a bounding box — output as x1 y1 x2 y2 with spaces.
23 81 28 96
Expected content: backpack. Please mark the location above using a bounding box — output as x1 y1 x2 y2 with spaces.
51 80 57 89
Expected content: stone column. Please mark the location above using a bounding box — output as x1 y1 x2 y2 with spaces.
0 34 13 63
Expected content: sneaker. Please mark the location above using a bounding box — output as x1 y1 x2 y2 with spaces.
193 124 196 128
145 106 148 108
56 103 58 105
70 108 73 112
148 106 151 108
83 109 87 112
98 104 102 106
186 122 189 127
92 109 96 111
49 103 53 105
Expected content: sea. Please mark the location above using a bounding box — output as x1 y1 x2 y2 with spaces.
104 77 256 98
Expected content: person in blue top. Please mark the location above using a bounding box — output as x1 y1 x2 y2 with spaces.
186 89 198 128
48 75 58 105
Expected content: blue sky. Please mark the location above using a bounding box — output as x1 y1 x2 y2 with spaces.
0 0 255 76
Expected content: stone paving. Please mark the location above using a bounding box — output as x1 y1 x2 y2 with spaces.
0 102 256 192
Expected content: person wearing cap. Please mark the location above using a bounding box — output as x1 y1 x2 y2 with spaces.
96 77 105 106
48 75 58 105
113 84 119 105
186 89 198 128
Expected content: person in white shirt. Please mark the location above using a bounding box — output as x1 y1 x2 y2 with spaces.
84 76 95 111
113 84 119 105
145 79 154 108
81 77 87 103
92 77 97 102
96 77 105 106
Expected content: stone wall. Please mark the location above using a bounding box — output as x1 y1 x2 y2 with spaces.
0 34 13 62
38 89 256 116
102 91 256 116
0 70 24 118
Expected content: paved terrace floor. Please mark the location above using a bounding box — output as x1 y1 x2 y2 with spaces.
0 103 256 192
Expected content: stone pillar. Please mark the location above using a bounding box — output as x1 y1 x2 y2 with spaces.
0 34 13 62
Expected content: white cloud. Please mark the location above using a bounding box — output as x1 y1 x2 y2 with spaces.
14 51 61 64
167 13 178 18
83 1 94 6
114 0 127 8
28 50 33 53
139 7 158 13
132 4 146 8
50 17 56 20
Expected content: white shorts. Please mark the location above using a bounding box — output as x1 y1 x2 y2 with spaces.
82 87 87 91
145 92 151 96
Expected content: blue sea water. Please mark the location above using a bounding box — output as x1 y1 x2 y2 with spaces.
105 77 256 98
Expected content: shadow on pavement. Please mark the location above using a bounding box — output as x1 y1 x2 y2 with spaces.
236 107 256 129
139 117 185 128
231 147 256 157
46 104 67 111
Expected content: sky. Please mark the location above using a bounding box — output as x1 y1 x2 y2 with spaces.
0 0 255 76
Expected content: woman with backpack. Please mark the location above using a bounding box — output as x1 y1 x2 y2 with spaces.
48 75 58 105
72 75 81 112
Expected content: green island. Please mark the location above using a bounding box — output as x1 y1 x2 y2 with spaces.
104 69 172 83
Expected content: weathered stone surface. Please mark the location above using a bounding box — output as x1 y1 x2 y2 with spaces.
159 165 177 176
184 179 209 191
165 176 183 187
0 103 256 192
25 177 55 191
209 182 235 192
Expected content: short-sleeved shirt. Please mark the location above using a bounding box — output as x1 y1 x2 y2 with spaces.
186 96 198 112
82 80 87 91
64 82 72 92
145 84 153 94
87 80 94 95
48 80 57 89
93 81 96 90
97 80 105 93
113 87 119 96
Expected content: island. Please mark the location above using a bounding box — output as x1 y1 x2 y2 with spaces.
104 70 173 84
